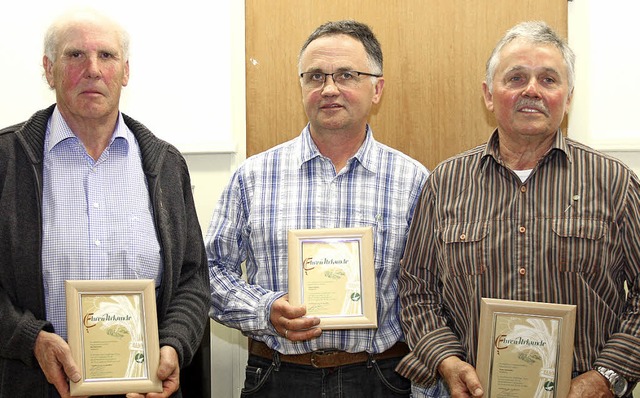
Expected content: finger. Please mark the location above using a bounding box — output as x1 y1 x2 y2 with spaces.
282 315 321 332
273 296 307 319
460 368 483 397
60 356 81 383
157 346 179 380
285 326 322 342
50 376 71 398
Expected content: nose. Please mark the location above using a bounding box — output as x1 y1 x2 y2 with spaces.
321 75 339 96
84 55 102 79
522 77 541 97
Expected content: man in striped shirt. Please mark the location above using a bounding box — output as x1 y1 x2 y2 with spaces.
397 21 639 398
206 20 428 397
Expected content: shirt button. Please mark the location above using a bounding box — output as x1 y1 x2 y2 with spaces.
94 240 101 246
93 202 100 208
519 226 526 233
520 186 527 193
460 233 467 241
519 267 526 275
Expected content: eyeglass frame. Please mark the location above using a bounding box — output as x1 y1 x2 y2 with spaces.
299 70 383 88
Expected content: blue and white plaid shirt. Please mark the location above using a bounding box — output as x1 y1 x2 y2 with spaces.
206 125 428 354
42 107 162 339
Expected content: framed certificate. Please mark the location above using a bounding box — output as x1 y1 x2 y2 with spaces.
65 279 162 396
288 227 377 330
476 298 576 398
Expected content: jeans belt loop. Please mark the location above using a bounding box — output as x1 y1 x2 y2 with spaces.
272 349 281 371
367 353 375 368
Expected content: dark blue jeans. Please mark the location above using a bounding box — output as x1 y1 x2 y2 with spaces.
241 353 411 398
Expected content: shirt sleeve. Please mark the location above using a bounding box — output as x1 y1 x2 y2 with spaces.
396 177 466 385
594 171 640 382
205 170 284 335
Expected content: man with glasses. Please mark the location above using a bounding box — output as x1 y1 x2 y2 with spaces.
206 20 428 397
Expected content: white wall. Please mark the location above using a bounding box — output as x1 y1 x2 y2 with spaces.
568 0 640 177
0 1 235 154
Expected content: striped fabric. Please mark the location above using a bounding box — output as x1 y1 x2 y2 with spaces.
397 130 640 385
206 125 428 355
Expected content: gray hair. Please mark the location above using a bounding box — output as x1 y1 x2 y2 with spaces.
298 20 383 75
43 8 130 62
485 21 575 93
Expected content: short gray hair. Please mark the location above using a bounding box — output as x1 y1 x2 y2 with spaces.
485 21 575 93
43 8 130 62
298 20 383 76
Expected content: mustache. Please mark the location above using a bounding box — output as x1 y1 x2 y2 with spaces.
516 98 549 116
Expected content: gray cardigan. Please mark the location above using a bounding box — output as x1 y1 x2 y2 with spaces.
0 105 209 397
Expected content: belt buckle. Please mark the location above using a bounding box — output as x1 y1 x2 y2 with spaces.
310 350 333 368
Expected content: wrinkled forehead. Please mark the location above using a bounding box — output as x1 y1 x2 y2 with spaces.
497 39 567 75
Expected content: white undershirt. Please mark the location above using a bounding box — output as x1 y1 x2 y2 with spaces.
513 169 533 183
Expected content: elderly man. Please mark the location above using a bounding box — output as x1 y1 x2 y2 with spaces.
398 21 639 398
0 8 208 397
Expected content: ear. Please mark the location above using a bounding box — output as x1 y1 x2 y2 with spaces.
371 77 385 104
43 55 55 88
122 60 130 87
564 87 573 114
482 81 494 112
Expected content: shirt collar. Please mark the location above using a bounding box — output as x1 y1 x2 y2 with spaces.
45 106 130 154
481 128 572 167
299 124 377 173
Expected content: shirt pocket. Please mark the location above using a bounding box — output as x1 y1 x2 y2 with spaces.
441 222 488 277
551 218 608 273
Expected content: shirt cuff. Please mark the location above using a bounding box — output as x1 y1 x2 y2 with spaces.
594 332 640 382
396 327 466 385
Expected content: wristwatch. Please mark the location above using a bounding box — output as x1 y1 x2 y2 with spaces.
595 366 628 397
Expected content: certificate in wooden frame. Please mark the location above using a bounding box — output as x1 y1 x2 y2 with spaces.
288 227 377 330
476 298 576 398
65 279 162 396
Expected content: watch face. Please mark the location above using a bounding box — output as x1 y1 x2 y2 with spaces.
612 377 628 396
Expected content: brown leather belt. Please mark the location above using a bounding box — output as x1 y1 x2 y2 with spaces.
248 339 409 369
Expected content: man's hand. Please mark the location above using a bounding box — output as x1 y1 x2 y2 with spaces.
270 295 321 341
33 330 84 398
567 370 614 398
438 356 484 397
126 346 180 398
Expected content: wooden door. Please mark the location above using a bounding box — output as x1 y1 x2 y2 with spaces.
246 1 567 170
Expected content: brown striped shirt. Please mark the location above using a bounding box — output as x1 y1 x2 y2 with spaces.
397 130 640 386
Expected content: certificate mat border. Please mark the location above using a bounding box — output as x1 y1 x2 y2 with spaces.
65 279 162 395
476 298 576 398
288 227 377 330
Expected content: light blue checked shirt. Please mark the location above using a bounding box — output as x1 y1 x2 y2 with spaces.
42 107 162 340
206 125 428 354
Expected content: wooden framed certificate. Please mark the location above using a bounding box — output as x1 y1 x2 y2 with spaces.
476 298 576 398
288 227 377 330
65 279 162 396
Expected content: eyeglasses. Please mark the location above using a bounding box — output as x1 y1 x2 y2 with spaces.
299 70 382 89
